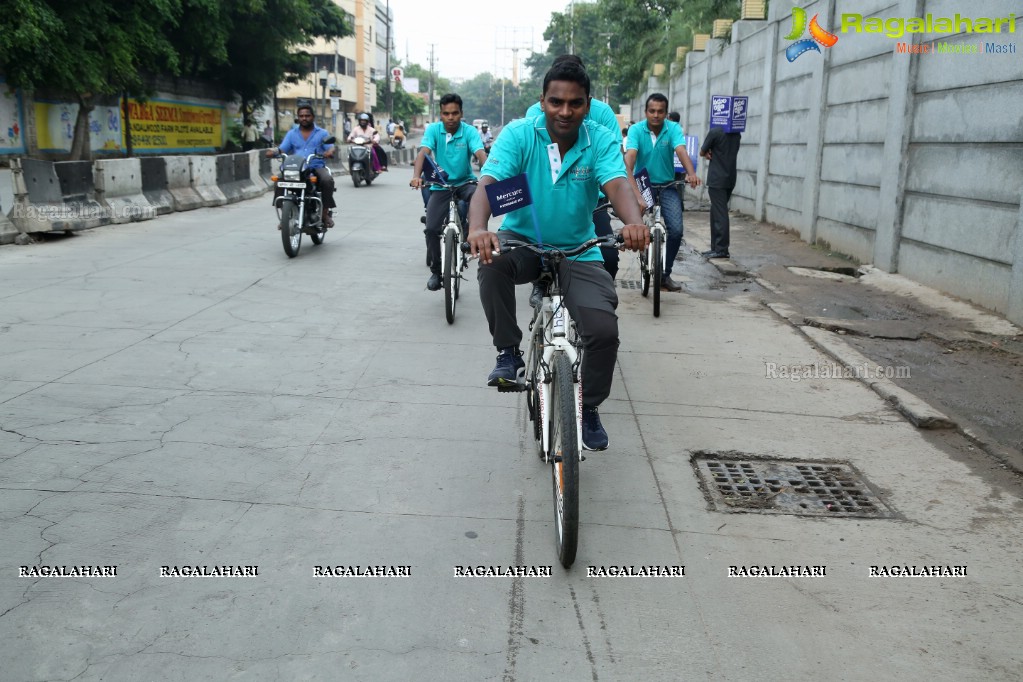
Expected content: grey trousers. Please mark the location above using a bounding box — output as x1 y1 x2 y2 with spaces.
478 233 620 407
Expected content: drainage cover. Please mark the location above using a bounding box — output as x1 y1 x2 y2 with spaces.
616 280 643 289
692 453 895 518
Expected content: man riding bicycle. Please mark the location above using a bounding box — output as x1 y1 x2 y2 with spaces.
411 93 487 291
467 58 648 451
625 93 700 291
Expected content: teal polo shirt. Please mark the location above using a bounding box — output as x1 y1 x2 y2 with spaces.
626 119 685 184
420 121 484 189
481 115 626 262
525 97 621 136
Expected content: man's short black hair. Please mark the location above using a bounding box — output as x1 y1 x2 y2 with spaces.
297 104 314 115
667 111 681 122
645 93 669 110
552 54 585 69
543 60 591 97
439 93 463 111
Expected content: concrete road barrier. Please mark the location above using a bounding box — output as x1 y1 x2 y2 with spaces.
190 156 227 207
233 153 263 201
165 156 204 211
247 150 270 191
1 193 19 244
139 157 175 215
94 158 157 224
9 158 110 234
216 154 245 203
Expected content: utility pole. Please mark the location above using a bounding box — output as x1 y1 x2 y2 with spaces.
599 32 613 103
385 0 392 118
428 43 436 123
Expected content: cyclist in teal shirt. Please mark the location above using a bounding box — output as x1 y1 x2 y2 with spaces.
625 93 700 291
411 93 487 291
525 55 622 279
467 59 647 451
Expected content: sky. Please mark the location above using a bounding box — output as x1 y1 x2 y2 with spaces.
386 0 573 82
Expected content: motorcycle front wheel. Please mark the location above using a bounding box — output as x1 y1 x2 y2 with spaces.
280 201 301 258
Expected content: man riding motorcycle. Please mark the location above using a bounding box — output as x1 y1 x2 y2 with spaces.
266 104 335 227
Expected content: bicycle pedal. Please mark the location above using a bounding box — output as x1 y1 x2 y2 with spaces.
497 382 526 393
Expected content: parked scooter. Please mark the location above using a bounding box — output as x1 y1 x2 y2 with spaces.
348 136 379 187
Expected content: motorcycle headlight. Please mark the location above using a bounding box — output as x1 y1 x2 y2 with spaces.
283 170 301 181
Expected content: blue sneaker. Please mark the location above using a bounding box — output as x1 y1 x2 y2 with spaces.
581 406 609 451
487 347 525 387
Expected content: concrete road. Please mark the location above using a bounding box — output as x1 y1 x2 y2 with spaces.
2 175 1022 681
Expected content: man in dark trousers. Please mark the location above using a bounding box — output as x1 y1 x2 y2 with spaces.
700 126 741 259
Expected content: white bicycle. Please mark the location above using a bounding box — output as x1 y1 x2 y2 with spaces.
474 232 623 567
427 180 476 324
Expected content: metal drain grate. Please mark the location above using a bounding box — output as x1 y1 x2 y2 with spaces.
616 280 643 289
692 453 896 518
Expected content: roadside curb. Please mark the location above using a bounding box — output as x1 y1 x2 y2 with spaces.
765 301 956 430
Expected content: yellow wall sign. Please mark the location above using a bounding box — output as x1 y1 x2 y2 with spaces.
124 98 223 152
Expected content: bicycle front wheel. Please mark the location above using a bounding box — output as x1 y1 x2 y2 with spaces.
443 229 457 324
652 229 663 317
550 351 579 568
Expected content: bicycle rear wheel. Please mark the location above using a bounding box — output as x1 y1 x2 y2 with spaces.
550 351 579 568
443 229 457 324
652 229 663 317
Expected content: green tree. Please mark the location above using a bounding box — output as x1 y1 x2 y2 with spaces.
0 0 181 159
375 78 425 124
0 0 351 159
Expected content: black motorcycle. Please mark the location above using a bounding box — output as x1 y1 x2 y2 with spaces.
348 135 379 187
272 138 335 258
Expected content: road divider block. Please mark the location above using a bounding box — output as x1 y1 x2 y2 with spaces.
94 158 157 223
139 157 175 215
9 158 110 234
164 156 203 211
190 156 228 207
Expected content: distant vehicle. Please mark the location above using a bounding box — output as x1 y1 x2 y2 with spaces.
471 118 489 132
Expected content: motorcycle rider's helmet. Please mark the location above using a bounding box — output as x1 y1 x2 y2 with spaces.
358 113 370 122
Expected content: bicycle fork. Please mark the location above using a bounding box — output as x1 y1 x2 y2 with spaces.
438 202 463 278
535 295 583 463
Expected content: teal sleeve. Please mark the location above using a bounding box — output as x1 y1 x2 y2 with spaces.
594 130 627 186
480 126 520 182
467 126 484 154
594 101 621 136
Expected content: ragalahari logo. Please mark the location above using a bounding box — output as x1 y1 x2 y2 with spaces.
784 7 839 61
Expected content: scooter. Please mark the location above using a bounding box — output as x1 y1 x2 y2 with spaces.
348 136 379 187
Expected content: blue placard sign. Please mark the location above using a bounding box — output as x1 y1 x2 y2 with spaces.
485 173 533 217
635 168 654 208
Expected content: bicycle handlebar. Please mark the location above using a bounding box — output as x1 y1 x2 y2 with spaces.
459 233 623 255
422 179 478 190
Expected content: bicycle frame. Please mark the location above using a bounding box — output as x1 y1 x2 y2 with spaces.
643 205 667 273
526 289 583 463
439 196 467 279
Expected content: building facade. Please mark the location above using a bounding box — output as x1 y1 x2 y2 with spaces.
275 0 392 138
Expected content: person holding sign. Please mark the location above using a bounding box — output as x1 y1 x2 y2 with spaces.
625 94 700 292
466 59 647 452
411 94 488 291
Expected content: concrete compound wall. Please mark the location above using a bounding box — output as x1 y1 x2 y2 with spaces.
636 0 1023 325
